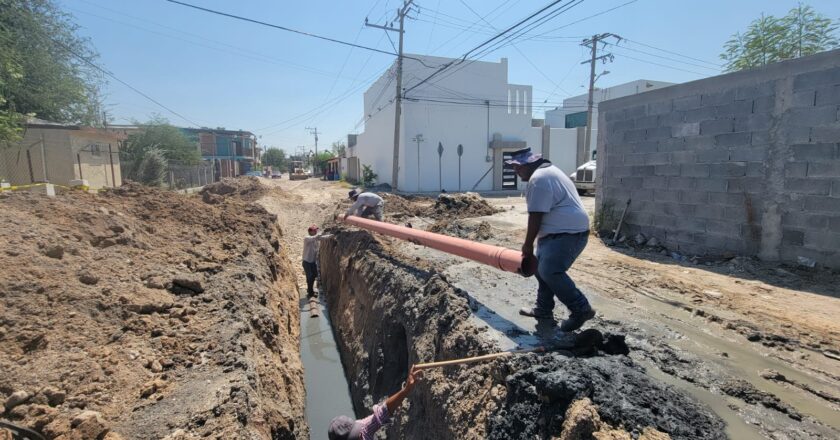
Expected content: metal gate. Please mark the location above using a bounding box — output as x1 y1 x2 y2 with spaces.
501 151 518 189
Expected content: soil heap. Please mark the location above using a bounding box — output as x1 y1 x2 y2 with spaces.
200 176 267 204
0 182 306 439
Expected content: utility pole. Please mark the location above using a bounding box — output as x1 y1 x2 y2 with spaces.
411 134 423 191
306 126 320 175
366 0 415 191
581 33 620 164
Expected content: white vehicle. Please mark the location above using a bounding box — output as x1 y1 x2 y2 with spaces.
569 160 596 196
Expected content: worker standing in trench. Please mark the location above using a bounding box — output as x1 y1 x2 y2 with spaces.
508 147 596 332
328 365 423 440
344 189 385 221
302 225 332 297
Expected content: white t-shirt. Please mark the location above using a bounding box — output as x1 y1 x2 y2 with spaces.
346 192 384 215
302 236 319 263
526 164 590 237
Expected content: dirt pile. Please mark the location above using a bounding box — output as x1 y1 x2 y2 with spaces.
0 183 306 439
487 355 724 439
318 228 724 439
426 193 503 219
427 220 493 241
200 176 267 204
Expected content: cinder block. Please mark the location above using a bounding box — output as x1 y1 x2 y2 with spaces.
709 192 745 206
624 129 647 142
810 127 840 143
704 233 745 252
784 178 832 195
792 90 817 107
642 176 668 189
683 107 717 123
623 153 647 165
679 190 709 204
727 177 763 193
635 115 659 129
714 132 751 147
683 136 716 150
624 104 648 119
627 211 654 227
657 112 685 126
671 151 697 165
734 81 775 100
710 162 747 177
734 114 773 132
664 203 697 217
782 211 829 229
791 143 835 161
654 164 681 176
700 119 734 136
814 84 840 106
647 100 674 115
667 176 695 190
787 126 812 143
696 178 728 193
680 217 708 233
834 180 840 197
668 229 697 244
729 146 766 162
793 66 840 90
715 100 754 117
782 229 805 245
705 219 741 236
658 138 687 152
652 214 678 228
806 161 840 177
681 164 710 177
701 90 735 107
672 122 701 138
695 204 727 220
632 141 660 153
604 110 625 122
696 148 731 163
630 188 655 202
646 126 673 140
784 162 808 177
803 231 840 251
621 177 644 187
724 205 747 220
751 131 771 146
643 152 670 165
612 166 635 177
632 165 656 176
653 189 679 202
752 95 775 114
788 106 838 126
746 162 764 177
609 119 635 133
674 95 701 111
830 216 840 232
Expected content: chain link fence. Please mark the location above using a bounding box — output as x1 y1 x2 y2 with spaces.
165 161 217 190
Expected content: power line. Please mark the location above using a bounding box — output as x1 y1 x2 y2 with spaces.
523 0 640 41
614 52 709 76
623 38 723 68
404 0 581 97
605 41 721 71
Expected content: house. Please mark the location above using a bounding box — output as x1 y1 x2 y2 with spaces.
545 79 675 163
1 119 123 189
182 128 260 179
350 54 606 193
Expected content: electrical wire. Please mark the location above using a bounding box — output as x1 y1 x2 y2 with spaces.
613 51 709 76
623 38 723 68
521 0 640 41
604 41 721 71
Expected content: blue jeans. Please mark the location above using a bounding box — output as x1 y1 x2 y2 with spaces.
534 232 591 315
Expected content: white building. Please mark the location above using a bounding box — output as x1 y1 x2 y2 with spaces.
351 54 581 193
545 79 674 160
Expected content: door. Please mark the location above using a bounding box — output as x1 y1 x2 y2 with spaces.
501 151 518 190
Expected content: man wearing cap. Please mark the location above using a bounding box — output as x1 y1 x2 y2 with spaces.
507 147 595 332
344 189 385 221
302 225 330 297
328 365 422 440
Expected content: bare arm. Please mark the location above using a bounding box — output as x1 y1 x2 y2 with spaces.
522 212 544 257
385 366 422 415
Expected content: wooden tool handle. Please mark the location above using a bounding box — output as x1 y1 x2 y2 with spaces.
414 347 544 370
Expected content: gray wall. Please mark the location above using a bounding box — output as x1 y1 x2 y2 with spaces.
596 49 840 268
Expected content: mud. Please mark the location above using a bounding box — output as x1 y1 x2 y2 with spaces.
0 182 306 439
200 176 267 204
318 227 726 439
427 219 493 241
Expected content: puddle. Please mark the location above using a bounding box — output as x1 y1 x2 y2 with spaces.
299 294 355 439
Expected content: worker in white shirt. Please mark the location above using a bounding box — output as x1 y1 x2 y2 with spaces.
343 189 385 221
302 225 327 297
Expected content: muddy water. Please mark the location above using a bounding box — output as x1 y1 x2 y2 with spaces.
299 295 355 440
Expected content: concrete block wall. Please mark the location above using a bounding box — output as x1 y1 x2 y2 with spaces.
596 49 840 268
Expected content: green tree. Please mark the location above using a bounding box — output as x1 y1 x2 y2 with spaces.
362 164 377 187
125 117 201 165
721 4 839 72
331 141 346 157
0 0 103 143
262 147 287 169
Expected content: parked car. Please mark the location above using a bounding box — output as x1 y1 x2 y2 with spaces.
271 171 282 179
569 160 596 195
245 171 263 177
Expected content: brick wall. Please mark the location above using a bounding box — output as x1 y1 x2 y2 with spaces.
596 49 840 268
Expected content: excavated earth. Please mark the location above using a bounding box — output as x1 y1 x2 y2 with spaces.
318 227 725 439
0 183 306 439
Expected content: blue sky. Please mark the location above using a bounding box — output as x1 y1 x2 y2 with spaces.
60 0 840 151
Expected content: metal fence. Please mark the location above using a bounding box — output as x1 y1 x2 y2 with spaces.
166 162 216 190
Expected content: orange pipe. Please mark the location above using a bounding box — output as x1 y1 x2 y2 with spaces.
343 216 523 274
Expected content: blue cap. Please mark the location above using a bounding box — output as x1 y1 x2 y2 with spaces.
504 147 542 165
328 416 362 440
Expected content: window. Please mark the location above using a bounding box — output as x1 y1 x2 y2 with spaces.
89 144 102 157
